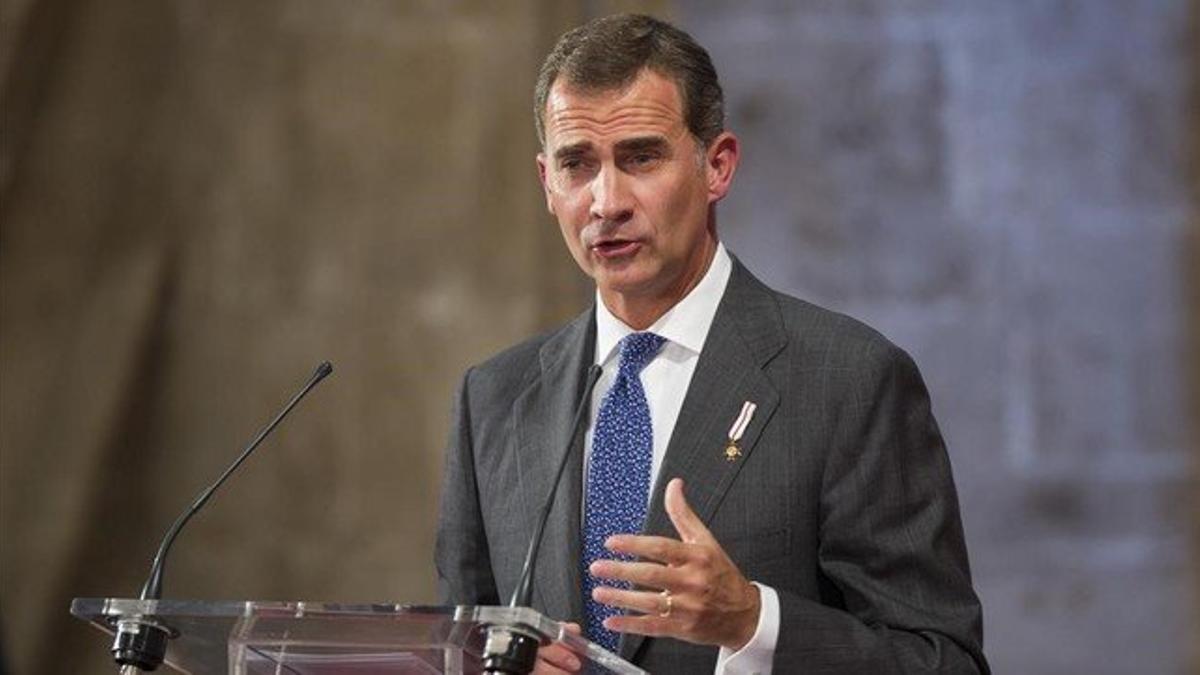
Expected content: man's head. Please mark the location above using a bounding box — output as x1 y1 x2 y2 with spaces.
534 14 725 149
535 15 739 329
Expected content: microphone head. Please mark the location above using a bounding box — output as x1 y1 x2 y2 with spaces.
315 361 334 380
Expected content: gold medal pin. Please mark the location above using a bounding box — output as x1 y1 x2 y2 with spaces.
724 401 757 462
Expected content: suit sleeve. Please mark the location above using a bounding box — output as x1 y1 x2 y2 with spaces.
775 342 989 673
435 367 501 606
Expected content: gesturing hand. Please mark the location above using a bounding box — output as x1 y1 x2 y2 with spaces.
588 478 761 650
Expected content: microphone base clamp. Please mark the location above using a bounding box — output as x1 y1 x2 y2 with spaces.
111 616 174 672
482 623 540 674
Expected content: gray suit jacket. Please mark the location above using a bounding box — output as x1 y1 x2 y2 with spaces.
436 259 988 673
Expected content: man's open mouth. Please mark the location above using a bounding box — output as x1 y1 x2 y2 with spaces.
591 239 641 258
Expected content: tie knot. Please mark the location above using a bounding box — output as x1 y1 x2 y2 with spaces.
618 332 666 375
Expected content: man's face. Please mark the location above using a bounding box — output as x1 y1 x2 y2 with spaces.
537 69 737 317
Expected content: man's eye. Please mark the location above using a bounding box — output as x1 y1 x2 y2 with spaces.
627 152 661 168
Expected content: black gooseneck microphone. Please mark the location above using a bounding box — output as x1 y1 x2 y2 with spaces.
112 360 333 673
509 364 603 609
483 364 603 675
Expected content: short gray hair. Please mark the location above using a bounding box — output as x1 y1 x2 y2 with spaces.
534 14 726 147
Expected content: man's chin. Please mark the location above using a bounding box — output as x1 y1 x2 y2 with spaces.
594 269 663 300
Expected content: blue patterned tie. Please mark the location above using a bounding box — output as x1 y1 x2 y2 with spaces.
582 331 666 652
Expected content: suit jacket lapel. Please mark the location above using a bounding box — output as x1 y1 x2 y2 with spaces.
620 259 787 661
512 309 595 624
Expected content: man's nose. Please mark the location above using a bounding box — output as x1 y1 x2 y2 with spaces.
589 165 633 223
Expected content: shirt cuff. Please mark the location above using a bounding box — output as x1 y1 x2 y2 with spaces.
714 582 779 675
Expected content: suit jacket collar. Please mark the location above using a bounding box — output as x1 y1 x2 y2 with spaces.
645 255 787 529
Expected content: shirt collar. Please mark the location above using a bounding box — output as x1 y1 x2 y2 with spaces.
594 243 733 365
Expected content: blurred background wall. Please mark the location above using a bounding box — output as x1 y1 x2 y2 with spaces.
0 1 1195 674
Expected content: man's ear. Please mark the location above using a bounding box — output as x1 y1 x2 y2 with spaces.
704 131 740 204
536 153 555 214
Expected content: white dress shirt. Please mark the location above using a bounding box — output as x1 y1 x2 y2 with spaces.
585 244 779 675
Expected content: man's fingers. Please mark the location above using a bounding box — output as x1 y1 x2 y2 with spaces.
589 559 677 588
533 644 581 674
604 614 674 639
532 621 584 674
591 585 671 616
664 478 714 544
605 533 690 565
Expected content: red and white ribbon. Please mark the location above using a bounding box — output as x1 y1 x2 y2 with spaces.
726 401 757 443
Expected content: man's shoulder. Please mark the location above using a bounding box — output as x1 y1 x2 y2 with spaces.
738 265 911 368
777 291 892 348
471 330 552 379
463 309 591 391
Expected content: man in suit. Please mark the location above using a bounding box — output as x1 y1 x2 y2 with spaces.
436 14 987 674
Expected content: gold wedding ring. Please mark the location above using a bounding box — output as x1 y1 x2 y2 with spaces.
658 590 673 618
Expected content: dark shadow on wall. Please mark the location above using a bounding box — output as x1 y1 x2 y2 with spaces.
42 252 179 672
0 0 85 203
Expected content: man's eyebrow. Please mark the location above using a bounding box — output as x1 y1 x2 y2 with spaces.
552 141 593 160
615 136 670 153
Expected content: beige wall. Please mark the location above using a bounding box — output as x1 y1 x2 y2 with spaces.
0 3 656 672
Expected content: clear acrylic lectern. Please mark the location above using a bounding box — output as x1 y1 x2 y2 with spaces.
71 598 646 674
